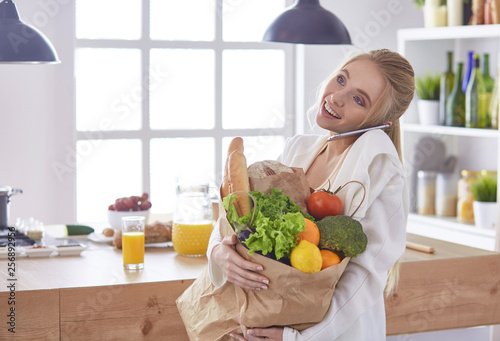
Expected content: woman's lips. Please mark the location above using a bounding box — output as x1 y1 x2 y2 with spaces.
321 101 341 119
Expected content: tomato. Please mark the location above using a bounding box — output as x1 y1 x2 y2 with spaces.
307 190 343 220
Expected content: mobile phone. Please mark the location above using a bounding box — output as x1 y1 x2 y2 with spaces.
326 123 391 141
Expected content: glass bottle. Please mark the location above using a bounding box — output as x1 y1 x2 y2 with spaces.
457 170 478 224
491 70 499 129
446 62 466 127
439 51 455 125
466 54 488 128
483 53 495 126
462 51 474 93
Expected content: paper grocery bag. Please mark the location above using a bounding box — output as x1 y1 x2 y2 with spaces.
176 204 349 341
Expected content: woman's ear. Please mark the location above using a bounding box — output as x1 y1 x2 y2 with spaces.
384 121 393 127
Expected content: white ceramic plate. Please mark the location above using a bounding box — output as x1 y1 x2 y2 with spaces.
87 232 114 244
25 246 54 258
50 244 87 256
0 249 27 258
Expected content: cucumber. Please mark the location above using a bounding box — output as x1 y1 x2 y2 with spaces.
66 224 94 236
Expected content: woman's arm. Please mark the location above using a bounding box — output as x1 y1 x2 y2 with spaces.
207 218 269 290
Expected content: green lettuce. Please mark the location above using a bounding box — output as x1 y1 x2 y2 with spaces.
223 188 312 260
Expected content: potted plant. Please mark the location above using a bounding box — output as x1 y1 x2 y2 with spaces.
416 72 441 125
471 173 498 229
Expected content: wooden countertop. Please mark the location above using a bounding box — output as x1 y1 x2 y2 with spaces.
387 233 500 335
7 242 206 291
1 233 499 340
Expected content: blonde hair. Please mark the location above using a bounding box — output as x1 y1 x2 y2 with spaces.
311 49 415 295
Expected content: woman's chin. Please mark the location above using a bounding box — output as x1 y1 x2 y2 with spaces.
316 114 338 131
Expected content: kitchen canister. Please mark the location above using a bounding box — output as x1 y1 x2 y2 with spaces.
417 170 437 215
435 172 458 217
0 186 22 228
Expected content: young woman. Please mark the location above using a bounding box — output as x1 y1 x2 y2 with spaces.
207 49 415 341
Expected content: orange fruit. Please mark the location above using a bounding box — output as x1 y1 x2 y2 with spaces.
320 249 341 270
298 218 320 246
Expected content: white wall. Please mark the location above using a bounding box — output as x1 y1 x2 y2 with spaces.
0 0 74 225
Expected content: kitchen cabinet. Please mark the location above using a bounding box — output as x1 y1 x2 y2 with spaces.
398 25 500 252
2 234 499 340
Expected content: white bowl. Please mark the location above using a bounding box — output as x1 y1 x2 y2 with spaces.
107 209 150 229
50 243 87 256
25 246 54 258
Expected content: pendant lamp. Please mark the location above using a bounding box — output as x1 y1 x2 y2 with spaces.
263 0 351 45
0 0 59 63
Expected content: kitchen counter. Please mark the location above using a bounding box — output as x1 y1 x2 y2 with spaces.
1 233 499 340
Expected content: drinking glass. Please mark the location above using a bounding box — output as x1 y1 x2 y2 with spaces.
122 216 145 270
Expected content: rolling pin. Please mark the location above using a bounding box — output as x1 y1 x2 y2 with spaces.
406 241 435 254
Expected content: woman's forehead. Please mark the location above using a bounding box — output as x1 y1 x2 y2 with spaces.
342 59 386 101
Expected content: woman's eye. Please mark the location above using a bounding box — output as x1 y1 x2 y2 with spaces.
336 76 344 86
354 96 364 106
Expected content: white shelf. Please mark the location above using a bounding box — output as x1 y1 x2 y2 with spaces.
409 213 495 238
398 24 500 41
407 213 496 251
402 123 499 138
400 25 500 252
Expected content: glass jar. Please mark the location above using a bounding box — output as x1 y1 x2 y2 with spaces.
457 170 479 223
172 183 214 257
435 172 458 217
417 170 437 215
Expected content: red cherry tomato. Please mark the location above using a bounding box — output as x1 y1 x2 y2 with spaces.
307 190 343 220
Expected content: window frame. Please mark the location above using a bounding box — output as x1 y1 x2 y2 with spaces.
74 0 295 219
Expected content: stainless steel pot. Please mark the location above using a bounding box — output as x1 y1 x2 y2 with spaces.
0 186 22 228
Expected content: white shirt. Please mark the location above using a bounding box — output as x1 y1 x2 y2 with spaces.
207 130 408 340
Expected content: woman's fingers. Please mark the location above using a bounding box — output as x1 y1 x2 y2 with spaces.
215 236 269 290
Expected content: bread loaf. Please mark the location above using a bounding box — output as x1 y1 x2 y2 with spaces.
113 221 172 249
222 137 244 198
227 150 252 217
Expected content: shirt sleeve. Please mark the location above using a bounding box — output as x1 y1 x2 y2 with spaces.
283 154 407 340
206 218 227 287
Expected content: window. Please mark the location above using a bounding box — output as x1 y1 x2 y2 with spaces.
74 0 294 222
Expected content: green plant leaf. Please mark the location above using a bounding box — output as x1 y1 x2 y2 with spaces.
471 174 497 202
416 72 441 100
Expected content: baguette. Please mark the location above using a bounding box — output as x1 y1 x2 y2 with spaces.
227 150 252 217
221 137 244 198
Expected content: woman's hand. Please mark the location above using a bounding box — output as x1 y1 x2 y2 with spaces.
230 318 284 341
211 234 269 290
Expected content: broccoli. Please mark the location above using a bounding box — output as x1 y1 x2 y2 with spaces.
317 215 367 258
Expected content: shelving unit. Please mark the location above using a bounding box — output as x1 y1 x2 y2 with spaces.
398 25 500 252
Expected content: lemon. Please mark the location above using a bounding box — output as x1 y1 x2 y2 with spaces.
290 240 322 273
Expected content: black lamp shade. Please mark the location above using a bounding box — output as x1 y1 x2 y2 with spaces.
0 0 59 63
263 0 351 45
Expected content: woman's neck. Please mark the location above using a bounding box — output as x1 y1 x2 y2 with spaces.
305 135 357 189
326 134 357 155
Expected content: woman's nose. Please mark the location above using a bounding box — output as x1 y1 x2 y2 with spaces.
330 93 345 107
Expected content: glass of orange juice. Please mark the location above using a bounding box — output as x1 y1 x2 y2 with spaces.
122 216 145 270
173 183 213 257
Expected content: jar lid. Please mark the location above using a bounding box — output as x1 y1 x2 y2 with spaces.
0 186 11 196
417 170 437 179
479 170 497 177
460 170 480 177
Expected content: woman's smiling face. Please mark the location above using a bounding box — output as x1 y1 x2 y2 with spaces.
316 58 387 134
